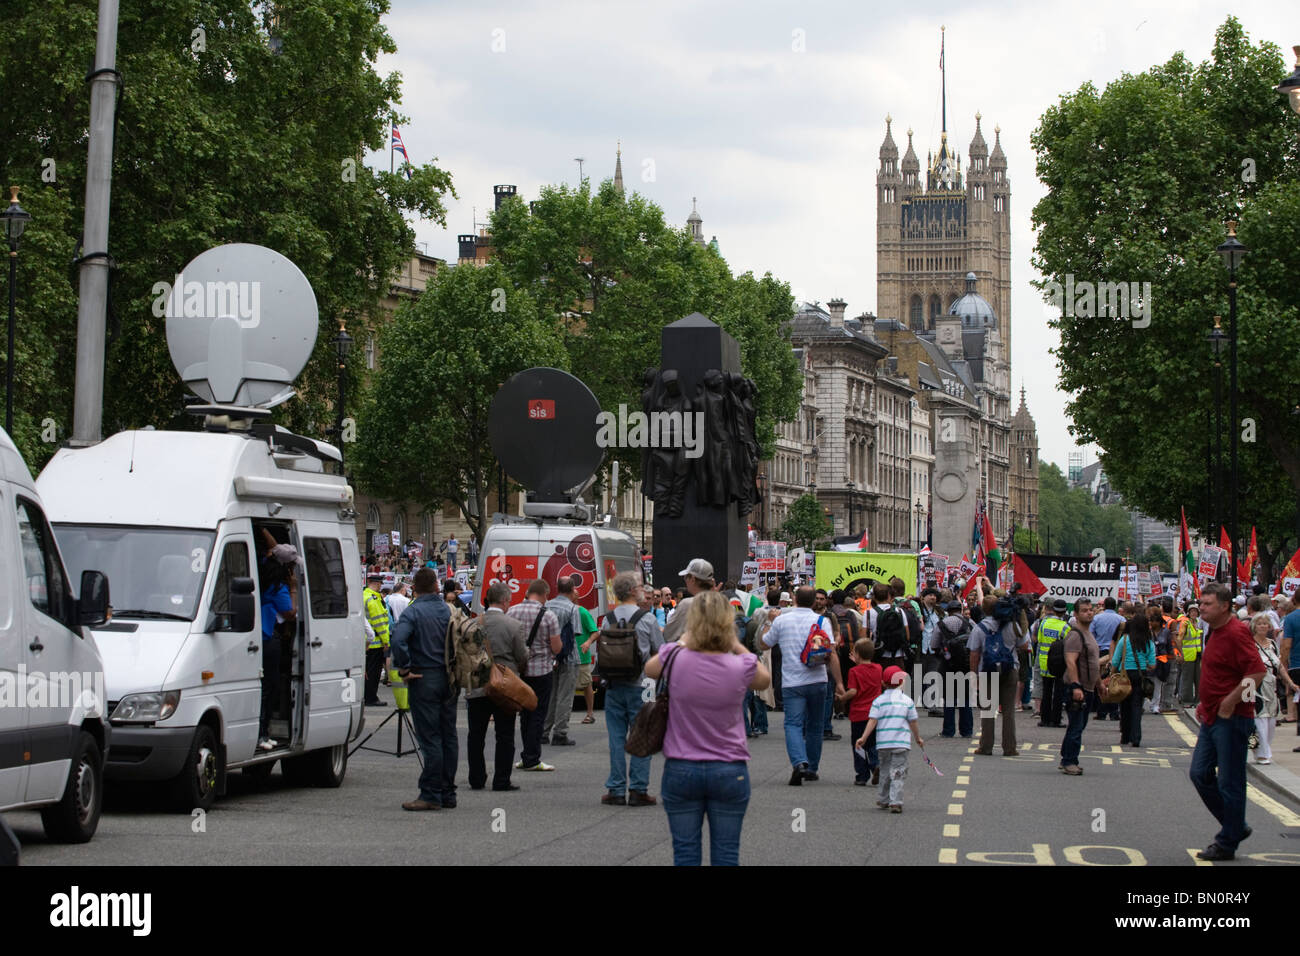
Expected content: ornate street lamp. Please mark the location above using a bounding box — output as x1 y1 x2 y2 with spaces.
334 320 353 468
1215 223 1246 595
2 187 32 434
1277 46 1300 114
1206 314 1227 559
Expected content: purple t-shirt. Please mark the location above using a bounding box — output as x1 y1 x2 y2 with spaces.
659 643 757 763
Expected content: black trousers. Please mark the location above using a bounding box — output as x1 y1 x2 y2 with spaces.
1120 670 1145 746
771 644 783 709
259 638 280 737
1040 675 1064 726
467 696 518 789
519 673 552 767
364 645 385 703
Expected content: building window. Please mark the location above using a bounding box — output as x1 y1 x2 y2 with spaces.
365 335 376 371
929 295 941 327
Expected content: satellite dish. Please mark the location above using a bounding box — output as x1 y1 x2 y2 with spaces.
165 243 318 407
489 368 603 499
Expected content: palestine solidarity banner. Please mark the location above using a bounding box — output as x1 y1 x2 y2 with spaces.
815 551 918 596
1012 553 1120 604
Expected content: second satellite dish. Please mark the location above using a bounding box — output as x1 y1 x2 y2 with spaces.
164 243 318 408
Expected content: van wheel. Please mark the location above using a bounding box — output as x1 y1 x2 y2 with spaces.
40 731 103 843
309 744 348 788
171 725 219 812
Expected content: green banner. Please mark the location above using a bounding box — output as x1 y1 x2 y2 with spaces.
814 551 919 595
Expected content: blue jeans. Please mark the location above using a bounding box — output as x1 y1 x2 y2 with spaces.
661 758 750 866
782 682 827 771
604 682 651 794
407 667 458 804
1189 714 1253 852
743 690 768 735
1059 691 1094 766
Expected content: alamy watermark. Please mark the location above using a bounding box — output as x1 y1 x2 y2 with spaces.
1042 274 1151 328
0 667 104 711
593 404 705 459
151 273 262 327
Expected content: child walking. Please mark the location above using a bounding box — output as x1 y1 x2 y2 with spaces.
857 665 923 813
839 638 882 786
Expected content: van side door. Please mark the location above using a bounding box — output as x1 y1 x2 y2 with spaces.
14 495 80 804
0 484 27 808
298 530 354 749
202 535 260 765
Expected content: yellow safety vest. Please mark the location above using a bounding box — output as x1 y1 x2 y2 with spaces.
1037 616 1068 676
364 588 390 649
1182 620 1203 662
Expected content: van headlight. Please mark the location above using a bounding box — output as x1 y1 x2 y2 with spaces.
111 691 181 723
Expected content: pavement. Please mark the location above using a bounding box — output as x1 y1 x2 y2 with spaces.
10 682 1300 865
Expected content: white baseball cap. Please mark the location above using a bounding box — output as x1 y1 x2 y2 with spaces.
677 558 715 583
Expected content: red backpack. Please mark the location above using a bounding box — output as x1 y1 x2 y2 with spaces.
800 615 835 666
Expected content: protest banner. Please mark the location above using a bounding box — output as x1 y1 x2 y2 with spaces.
1010 553 1121 604
815 551 918 596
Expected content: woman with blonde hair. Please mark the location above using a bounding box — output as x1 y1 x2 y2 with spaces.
1251 611 1282 764
645 588 770 866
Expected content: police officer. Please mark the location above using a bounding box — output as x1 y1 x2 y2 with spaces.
1036 599 1070 728
1179 602 1204 704
363 572 391 706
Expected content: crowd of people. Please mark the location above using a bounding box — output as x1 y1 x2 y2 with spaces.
360 546 1299 866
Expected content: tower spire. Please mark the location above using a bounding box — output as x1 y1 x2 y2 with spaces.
614 140 624 197
940 25 947 135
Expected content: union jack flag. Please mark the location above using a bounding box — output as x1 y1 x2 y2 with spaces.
392 126 413 179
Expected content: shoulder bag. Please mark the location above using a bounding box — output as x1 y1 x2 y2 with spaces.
1099 635 1133 704
486 609 543 713
625 644 683 758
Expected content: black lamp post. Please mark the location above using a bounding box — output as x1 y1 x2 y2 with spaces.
1216 222 1246 595
756 472 767 538
1207 315 1227 545
334 321 353 468
914 500 924 550
2 187 32 435
846 479 856 538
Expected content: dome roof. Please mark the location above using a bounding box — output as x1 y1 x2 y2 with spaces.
949 272 996 329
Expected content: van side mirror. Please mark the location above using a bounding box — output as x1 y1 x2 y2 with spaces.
229 576 256 633
78 570 110 627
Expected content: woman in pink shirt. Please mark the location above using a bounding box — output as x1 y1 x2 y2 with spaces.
645 590 771 866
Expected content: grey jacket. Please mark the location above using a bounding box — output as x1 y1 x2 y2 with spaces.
466 608 528 700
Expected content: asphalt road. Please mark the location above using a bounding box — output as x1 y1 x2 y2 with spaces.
11 686 1300 866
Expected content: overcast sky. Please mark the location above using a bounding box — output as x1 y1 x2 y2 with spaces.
373 0 1294 474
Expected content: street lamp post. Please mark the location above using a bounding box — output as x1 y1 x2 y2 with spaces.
914 500 924 550
1276 46 1300 115
334 321 353 469
1216 222 1246 595
2 187 32 435
846 479 856 539
1207 315 1227 543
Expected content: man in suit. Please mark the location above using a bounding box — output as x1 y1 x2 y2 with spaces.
466 582 529 792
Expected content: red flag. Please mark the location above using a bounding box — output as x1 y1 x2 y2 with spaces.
1281 546 1300 583
1012 554 1047 596
1246 527 1259 580
1219 527 1233 562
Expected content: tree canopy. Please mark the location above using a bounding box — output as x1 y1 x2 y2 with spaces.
779 493 832 551
1024 462 1135 559
1031 16 1300 579
0 0 452 469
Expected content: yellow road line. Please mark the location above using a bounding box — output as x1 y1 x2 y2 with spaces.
938 848 958 864
956 775 970 784
943 824 960 837
947 803 963 816
952 789 967 798
1164 713 1197 746
1187 848 1212 866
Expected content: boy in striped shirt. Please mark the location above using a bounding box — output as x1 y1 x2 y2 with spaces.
857 666 923 813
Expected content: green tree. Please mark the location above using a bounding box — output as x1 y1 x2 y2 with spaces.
1141 544 1173 571
1035 461 1135 558
0 0 453 470
779 494 831 551
1030 16 1300 579
487 179 801 478
351 261 566 543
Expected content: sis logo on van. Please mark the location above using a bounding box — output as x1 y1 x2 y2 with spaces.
527 399 556 420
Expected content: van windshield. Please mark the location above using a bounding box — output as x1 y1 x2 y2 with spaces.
53 525 216 622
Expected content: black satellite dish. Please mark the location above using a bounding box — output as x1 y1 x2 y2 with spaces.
489 368 603 499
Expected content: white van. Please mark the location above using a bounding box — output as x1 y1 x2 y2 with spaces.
472 515 641 619
0 430 111 843
37 423 366 811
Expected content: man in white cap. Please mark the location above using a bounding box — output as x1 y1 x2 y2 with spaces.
663 558 715 643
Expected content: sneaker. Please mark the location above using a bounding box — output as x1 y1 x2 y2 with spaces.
1196 843 1235 861
802 771 820 782
601 791 627 806
876 799 890 810
402 799 441 811
628 791 657 807
789 762 808 786
520 761 555 771
549 736 576 747
1256 757 1272 765
854 779 867 786
364 699 386 707
889 804 903 813
257 737 277 751
1059 764 1083 776
823 731 842 741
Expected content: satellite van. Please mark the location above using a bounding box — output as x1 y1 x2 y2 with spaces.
0 429 110 844
37 244 365 811
473 368 641 620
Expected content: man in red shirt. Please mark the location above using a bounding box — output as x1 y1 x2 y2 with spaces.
1190 583 1266 860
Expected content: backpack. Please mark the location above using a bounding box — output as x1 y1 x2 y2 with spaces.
876 605 908 654
449 616 493 692
744 612 764 653
596 608 650 683
834 608 859 646
940 618 971 672
800 614 836 666
992 596 1018 627
734 611 750 650
1046 630 1067 680
555 607 577 665
978 618 1016 673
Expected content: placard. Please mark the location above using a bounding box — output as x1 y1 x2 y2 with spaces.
740 561 759 588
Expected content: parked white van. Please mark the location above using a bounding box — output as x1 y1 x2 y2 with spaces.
1 429 111 842
38 422 366 811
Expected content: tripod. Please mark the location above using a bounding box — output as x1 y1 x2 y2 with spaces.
349 704 423 765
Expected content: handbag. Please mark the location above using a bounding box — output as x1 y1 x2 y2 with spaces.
486 662 537 713
1099 636 1133 704
625 644 682 758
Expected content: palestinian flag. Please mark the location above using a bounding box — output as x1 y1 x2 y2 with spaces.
1179 507 1199 600
857 529 870 551
731 589 765 618
982 508 1000 577
1012 553 1047 596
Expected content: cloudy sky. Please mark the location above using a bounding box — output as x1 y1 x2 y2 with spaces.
372 0 1294 474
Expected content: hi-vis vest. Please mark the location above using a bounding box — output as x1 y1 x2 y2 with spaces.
1182 619 1203 662
364 588 390 649
1037 616 1068 676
